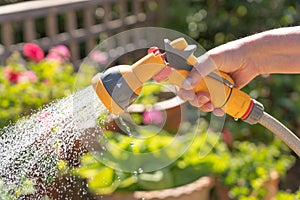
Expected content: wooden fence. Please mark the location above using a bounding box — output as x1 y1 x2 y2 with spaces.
0 0 162 63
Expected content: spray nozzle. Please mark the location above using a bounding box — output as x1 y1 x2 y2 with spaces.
91 37 300 156
92 38 251 120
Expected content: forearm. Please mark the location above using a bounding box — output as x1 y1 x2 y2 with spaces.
242 26 300 75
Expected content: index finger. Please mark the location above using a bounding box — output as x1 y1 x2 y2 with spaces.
182 53 217 90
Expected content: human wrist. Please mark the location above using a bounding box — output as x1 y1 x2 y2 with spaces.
239 32 269 75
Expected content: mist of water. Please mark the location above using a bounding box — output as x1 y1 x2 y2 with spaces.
0 86 106 199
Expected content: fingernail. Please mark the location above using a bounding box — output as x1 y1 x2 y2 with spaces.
198 95 209 104
178 89 194 101
213 109 225 117
204 103 214 111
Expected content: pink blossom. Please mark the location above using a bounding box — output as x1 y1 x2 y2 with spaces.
222 129 232 147
4 66 21 83
89 50 108 64
50 45 70 58
143 109 163 125
20 71 38 83
46 45 71 63
46 53 62 62
4 66 38 83
23 43 45 62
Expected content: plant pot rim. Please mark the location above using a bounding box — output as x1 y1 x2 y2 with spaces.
126 95 185 113
133 176 215 199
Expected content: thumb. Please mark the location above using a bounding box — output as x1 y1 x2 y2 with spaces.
182 53 218 89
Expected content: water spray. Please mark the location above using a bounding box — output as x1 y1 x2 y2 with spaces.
92 37 300 157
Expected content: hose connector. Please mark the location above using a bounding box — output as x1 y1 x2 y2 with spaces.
242 99 264 125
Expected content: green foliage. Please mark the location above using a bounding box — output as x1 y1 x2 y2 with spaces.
219 140 295 200
133 82 164 106
0 177 35 199
74 125 294 198
0 52 77 128
166 0 300 49
276 189 300 200
74 124 226 195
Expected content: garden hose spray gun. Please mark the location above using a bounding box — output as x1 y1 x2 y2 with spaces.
92 38 300 157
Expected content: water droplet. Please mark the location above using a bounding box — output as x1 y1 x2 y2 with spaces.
133 171 138 176
234 118 239 121
82 190 87 195
119 117 133 137
138 168 143 173
130 142 134 146
117 176 121 181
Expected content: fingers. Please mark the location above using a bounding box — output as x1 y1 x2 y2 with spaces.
213 108 225 117
177 88 195 101
179 53 224 116
182 53 218 90
178 89 225 116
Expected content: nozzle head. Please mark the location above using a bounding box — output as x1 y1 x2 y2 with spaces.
92 66 140 115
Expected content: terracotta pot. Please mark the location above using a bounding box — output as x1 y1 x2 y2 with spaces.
101 176 215 200
263 170 280 200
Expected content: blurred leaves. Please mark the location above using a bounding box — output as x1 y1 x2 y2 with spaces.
0 177 35 199
74 125 227 194
74 124 294 199
0 49 78 128
220 139 295 199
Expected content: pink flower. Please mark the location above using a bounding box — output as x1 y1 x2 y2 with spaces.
4 66 38 83
50 45 70 58
222 129 232 147
4 66 21 83
143 109 163 125
23 43 45 62
46 45 70 63
46 53 62 62
19 71 38 83
89 50 108 64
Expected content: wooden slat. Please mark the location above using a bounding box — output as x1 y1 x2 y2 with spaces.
119 0 127 20
66 10 79 60
2 22 13 45
133 0 141 15
84 6 95 53
24 18 36 41
103 1 111 24
46 12 58 37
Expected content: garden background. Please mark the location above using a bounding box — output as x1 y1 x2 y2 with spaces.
0 0 300 199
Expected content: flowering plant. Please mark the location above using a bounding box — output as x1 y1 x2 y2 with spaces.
0 43 76 128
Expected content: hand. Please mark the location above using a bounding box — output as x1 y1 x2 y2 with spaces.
178 37 261 116
177 26 300 116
